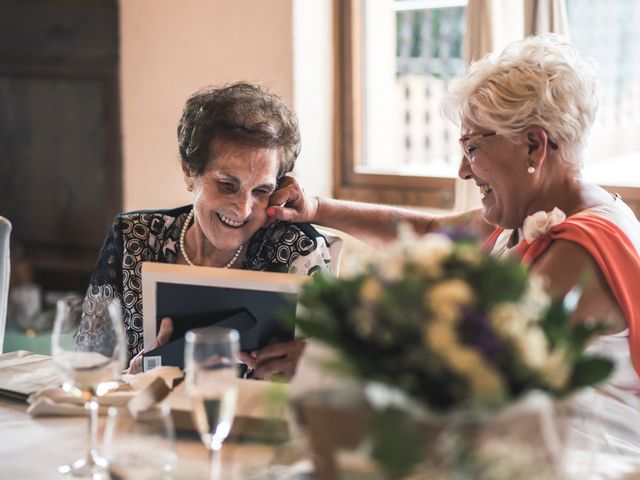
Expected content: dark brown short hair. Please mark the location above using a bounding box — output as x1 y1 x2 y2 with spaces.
177 82 300 178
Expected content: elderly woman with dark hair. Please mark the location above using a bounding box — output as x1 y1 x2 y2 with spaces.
78 82 333 379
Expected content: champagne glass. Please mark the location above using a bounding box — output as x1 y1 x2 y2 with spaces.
184 327 240 480
51 296 126 478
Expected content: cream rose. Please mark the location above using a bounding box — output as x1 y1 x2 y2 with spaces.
522 207 566 243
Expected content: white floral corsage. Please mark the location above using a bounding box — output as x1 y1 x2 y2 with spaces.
522 207 566 243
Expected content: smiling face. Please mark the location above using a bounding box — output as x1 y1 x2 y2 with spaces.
457 123 535 230
185 141 280 255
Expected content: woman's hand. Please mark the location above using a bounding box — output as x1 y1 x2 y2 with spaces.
267 175 319 224
126 317 174 374
238 339 306 380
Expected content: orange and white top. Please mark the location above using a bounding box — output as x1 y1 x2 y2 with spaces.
484 196 640 390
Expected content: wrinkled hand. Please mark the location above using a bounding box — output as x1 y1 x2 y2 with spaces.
238 339 306 380
126 317 174 374
266 175 318 224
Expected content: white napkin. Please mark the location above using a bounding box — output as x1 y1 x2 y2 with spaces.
0 350 63 399
26 366 183 417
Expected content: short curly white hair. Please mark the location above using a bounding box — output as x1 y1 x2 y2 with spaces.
443 34 598 168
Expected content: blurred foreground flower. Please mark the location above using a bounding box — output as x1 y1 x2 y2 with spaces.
292 230 613 478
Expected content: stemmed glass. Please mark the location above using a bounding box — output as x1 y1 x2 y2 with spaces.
51 295 126 478
103 404 177 478
184 327 240 480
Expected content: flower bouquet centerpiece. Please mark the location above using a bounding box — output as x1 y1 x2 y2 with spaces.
293 230 613 479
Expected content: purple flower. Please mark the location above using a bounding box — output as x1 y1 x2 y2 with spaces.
458 308 501 361
434 227 476 243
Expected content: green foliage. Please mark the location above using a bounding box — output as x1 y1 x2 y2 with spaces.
365 408 425 479
567 357 614 390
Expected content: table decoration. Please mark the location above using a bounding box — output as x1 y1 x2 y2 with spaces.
292 229 613 479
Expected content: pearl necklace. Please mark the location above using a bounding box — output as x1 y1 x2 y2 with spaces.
179 209 244 268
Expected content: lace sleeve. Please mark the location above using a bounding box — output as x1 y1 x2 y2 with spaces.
76 216 125 352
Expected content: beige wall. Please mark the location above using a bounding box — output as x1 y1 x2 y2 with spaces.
120 0 295 211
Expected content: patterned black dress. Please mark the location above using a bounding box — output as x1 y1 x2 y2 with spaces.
77 205 332 361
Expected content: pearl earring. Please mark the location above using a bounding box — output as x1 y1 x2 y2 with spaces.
527 162 536 174
187 185 193 192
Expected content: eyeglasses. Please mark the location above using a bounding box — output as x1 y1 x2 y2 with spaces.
458 132 497 159
458 131 559 159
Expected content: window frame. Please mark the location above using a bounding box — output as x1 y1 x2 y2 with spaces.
333 0 456 210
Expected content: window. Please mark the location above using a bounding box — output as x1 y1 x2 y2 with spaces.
335 0 466 209
567 0 640 211
335 0 640 215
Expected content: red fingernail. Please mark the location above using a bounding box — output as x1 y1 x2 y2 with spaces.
266 207 276 216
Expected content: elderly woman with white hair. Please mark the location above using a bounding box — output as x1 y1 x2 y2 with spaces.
270 34 640 465
270 35 640 408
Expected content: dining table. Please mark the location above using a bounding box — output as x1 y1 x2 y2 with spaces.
0 392 297 479
2 349 640 480
0 350 308 480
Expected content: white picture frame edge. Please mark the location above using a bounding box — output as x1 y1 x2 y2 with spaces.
141 262 309 351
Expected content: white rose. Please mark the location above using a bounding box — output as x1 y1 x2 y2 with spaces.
340 248 379 277
519 274 551 322
539 349 571 390
490 302 529 337
522 207 566 243
376 257 404 282
516 328 549 369
408 233 453 277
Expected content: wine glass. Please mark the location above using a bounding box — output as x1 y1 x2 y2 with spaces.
184 327 240 480
51 295 126 478
103 404 177 479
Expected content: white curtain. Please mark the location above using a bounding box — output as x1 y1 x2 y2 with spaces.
463 0 495 64
524 0 569 36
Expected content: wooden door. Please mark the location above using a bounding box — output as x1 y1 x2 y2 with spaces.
0 0 121 291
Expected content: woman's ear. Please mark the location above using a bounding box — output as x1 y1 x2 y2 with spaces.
182 167 194 192
527 130 542 155
524 126 551 166
527 133 540 155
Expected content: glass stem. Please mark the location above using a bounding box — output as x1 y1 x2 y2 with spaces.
209 445 222 480
86 396 100 464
